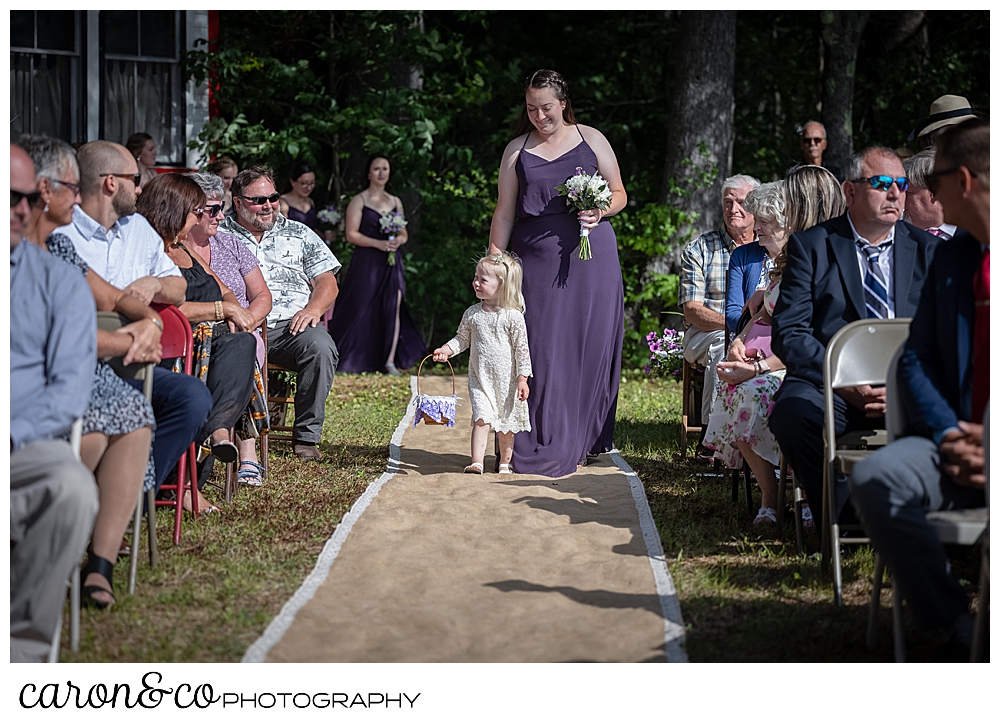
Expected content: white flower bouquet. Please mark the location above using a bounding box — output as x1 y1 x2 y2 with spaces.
555 166 613 260
316 205 342 230
379 210 407 266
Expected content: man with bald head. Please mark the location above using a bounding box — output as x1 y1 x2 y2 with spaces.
55 140 212 494
10 144 98 662
798 120 845 183
56 140 185 305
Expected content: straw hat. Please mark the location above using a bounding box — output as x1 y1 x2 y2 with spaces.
908 95 975 140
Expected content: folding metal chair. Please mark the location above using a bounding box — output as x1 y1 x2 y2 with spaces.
96 312 156 594
264 322 295 448
776 453 807 553
865 362 989 661
821 318 910 605
151 304 200 546
48 419 85 663
680 360 705 457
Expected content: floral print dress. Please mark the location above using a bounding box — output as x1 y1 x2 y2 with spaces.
703 280 784 469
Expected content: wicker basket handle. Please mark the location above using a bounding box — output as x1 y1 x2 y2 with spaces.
416 355 456 396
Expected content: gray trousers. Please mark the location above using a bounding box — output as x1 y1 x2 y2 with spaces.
267 320 339 444
849 436 985 631
683 327 726 426
10 439 97 663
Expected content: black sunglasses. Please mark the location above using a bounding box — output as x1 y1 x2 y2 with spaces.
801 137 824 145
238 192 280 206
925 166 977 195
851 175 909 192
99 172 142 187
11 189 41 208
204 203 225 217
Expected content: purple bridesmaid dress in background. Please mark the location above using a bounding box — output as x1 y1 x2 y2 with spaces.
508 128 624 477
329 206 427 373
286 204 318 231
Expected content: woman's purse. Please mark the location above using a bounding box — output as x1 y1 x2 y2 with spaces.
743 319 772 360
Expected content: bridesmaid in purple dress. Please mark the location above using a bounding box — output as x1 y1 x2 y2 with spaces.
329 155 426 374
279 162 321 232
489 69 627 477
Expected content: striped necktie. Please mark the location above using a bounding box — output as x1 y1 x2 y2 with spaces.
859 240 892 319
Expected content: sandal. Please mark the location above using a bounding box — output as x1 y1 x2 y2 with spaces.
238 460 265 487
81 553 116 610
801 506 815 530
498 463 513 475
753 507 778 526
210 440 239 464
464 462 484 474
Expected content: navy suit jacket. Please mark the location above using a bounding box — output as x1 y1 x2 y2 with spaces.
772 214 938 388
726 241 768 334
898 229 982 441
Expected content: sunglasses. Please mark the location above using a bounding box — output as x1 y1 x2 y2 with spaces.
238 193 280 206
801 137 824 145
48 178 81 195
204 203 225 218
851 175 909 192
191 207 206 220
10 189 41 208
99 172 142 187
925 166 977 195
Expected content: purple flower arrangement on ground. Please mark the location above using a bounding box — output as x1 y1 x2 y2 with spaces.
644 328 684 381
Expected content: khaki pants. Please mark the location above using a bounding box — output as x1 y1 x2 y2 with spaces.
10 440 97 663
683 327 726 428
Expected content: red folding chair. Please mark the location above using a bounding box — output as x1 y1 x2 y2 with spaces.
151 304 201 545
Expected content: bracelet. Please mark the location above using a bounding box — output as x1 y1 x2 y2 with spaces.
148 316 163 332
214 300 224 321
753 360 761 376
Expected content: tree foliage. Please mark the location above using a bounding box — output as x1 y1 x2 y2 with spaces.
187 10 988 368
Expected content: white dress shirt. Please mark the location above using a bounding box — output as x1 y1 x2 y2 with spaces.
847 212 896 319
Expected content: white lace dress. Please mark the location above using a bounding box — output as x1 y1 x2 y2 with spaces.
445 304 533 433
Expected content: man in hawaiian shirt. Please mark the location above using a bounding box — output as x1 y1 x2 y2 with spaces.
220 166 340 461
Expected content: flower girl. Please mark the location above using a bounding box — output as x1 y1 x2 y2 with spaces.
433 252 532 474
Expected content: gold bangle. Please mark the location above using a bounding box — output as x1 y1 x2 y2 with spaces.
215 300 224 321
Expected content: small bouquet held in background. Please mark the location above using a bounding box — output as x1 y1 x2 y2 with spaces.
316 205 342 230
644 328 685 381
555 166 613 260
379 210 407 266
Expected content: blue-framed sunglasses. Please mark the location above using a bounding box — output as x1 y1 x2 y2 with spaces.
851 175 909 192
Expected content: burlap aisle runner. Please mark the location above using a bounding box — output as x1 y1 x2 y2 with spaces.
243 375 687 662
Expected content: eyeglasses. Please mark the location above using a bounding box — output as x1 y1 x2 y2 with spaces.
851 175 909 192
802 137 825 145
238 193 280 206
205 203 225 218
47 178 80 195
99 172 142 187
10 189 41 208
293 179 315 188
925 166 977 195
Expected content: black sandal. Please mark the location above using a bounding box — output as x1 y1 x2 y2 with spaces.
81 552 116 610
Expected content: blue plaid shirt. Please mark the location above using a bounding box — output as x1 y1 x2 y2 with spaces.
678 226 737 325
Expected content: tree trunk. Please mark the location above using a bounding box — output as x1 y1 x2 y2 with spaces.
650 10 736 278
820 10 869 169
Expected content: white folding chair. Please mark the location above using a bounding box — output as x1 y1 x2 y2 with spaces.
48 418 84 663
821 318 910 605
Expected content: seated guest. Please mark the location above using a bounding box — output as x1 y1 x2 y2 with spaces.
725 181 786 335
20 134 159 608
907 94 976 146
903 149 957 238
208 155 239 216
769 147 939 528
679 173 759 453
705 167 846 526
186 171 273 487
219 166 341 462
126 132 158 189
137 174 264 510
850 118 989 659
10 144 98 661
54 140 212 496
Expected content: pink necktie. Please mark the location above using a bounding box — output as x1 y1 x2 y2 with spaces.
972 249 989 423
928 228 947 238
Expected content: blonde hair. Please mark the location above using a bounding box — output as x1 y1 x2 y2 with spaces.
771 164 847 283
478 251 526 313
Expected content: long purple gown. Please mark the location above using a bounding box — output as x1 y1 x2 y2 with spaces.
509 129 624 477
329 205 427 372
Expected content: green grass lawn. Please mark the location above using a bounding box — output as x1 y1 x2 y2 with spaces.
59 371 979 662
